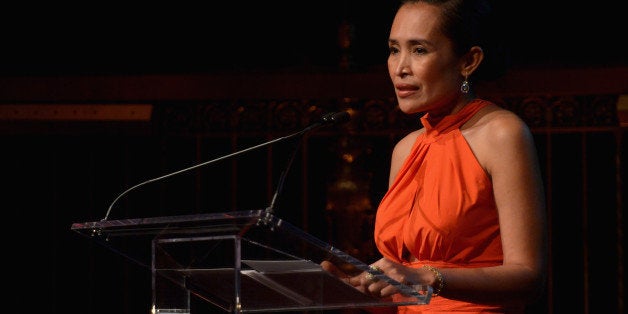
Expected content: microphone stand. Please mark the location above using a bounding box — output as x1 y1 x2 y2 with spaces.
102 112 349 221
265 136 301 215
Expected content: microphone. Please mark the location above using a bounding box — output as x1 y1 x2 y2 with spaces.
303 111 350 132
322 111 350 124
101 111 351 221
265 110 350 215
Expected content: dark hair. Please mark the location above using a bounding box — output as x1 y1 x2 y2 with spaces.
399 0 510 81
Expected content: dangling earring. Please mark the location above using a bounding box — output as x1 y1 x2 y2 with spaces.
460 74 470 94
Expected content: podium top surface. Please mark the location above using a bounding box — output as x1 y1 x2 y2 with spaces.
71 210 432 312
71 209 266 237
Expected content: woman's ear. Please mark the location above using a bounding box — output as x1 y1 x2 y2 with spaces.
461 46 484 76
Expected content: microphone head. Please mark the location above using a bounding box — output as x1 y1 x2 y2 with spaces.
321 111 350 125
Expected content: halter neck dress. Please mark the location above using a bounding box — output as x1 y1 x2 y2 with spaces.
374 99 522 313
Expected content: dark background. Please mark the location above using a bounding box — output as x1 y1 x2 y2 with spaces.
2 1 626 314
1 1 626 77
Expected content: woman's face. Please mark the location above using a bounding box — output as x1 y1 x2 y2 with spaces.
387 2 465 116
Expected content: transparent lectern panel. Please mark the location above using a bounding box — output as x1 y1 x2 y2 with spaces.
71 210 432 313
71 210 266 268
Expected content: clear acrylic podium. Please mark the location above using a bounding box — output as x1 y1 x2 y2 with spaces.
71 209 432 313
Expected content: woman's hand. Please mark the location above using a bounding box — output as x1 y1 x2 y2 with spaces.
321 259 392 298
322 257 436 298
345 258 435 298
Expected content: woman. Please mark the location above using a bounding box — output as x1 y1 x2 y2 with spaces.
324 0 547 313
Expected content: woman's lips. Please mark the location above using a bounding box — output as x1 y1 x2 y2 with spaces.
395 84 419 98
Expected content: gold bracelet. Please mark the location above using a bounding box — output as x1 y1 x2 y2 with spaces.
422 265 445 297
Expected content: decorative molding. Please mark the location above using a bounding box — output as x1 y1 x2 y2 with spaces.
0 66 626 102
0 67 625 133
152 94 619 136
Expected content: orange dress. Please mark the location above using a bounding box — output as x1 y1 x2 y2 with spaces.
374 99 522 313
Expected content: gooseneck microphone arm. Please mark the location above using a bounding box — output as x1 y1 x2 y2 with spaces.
101 132 300 221
265 137 302 215
101 111 351 221
265 110 350 215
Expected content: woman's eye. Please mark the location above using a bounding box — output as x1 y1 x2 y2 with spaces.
413 47 427 54
388 46 399 54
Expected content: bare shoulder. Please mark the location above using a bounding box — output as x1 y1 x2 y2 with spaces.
464 103 537 174
388 128 424 186
465 103 532 145
392 128 424 160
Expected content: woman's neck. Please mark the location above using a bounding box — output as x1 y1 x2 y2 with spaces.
426 94 475 124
